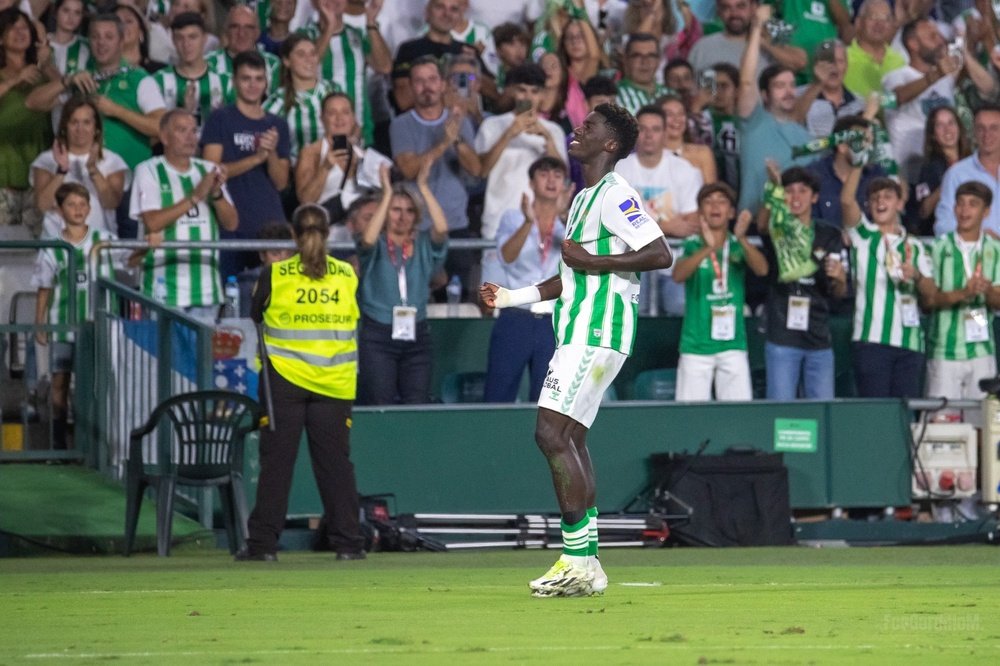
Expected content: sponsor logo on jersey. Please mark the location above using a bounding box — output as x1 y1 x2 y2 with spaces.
618 196 651 228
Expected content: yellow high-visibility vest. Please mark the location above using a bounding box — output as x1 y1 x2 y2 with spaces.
262 255 359 400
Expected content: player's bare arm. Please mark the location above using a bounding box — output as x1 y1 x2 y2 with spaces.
560 237 672 272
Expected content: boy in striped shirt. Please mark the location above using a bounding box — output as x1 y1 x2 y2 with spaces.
154 13 233 134
480 104 672 597
922 182 1000 403
841 162 934 398
33 183 116 449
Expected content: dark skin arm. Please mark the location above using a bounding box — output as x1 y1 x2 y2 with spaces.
479 274 562 311
561 237 673 272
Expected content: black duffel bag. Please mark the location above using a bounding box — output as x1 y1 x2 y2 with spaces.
649 448 793 547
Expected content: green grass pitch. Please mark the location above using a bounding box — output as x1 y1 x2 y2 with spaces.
2 546 999 664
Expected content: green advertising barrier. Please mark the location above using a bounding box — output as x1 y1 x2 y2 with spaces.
243 399 913 517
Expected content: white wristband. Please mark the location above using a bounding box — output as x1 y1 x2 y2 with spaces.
494 285 541 309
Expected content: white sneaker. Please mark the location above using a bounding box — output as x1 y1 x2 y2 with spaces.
590 557 608 595
529 556 595 597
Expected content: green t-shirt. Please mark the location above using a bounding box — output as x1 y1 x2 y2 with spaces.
769 0 844 84
91 65 157 169
928 233 1000 361
679 234 748 355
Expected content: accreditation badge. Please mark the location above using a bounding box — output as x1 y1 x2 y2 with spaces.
964 307 990 343
899 295 920 328
391 305 417 341
786 296 810 331
710 304 736 341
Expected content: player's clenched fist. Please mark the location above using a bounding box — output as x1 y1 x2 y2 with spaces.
479 282 500 309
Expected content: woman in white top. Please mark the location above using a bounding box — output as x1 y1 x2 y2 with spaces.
30 97 130 237
296 91 389 222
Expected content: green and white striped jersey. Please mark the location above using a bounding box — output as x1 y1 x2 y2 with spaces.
300 22 372 145
51 35 90 76
553 172 665 355
32 228 114 343
205 47 281 95
262 79 340 162
153 67 234 131
928 232 1000 360
131 157 226 308
849 214 932 352
615 79 670 116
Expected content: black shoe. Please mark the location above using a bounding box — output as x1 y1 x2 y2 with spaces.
234 548 277 562
335 550 366 561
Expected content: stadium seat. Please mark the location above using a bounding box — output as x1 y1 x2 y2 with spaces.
123 390 260 557
440 371 487 403
633 368 677 401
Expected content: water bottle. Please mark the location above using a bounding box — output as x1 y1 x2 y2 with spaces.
222 275 240 319
446 275 462 317
153 276 168 304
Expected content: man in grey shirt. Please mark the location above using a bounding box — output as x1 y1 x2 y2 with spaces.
688 0 805 77
390 55 482 293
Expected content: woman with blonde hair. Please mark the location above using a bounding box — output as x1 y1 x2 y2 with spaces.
355 160 449 405
241 203 366 562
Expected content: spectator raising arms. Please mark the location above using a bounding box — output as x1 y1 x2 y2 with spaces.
304 0 391 145
355 163 448 406
31 97 129 237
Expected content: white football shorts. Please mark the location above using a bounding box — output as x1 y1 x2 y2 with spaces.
536 344 627 428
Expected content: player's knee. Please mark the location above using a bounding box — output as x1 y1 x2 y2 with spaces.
534 421 569 458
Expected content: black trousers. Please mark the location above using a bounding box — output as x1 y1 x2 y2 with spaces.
246 367 364 555
357 316 432 405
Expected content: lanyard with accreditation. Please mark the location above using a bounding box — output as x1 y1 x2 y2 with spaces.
708 241 735 341
959 236 989 343
388 238 417 341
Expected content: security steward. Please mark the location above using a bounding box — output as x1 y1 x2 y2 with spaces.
238 204 366 561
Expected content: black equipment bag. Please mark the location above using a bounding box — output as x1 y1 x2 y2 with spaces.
649 449 793 547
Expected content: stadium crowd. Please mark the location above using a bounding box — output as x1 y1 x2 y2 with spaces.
5 0 1000 407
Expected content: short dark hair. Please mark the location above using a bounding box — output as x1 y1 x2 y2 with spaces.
663 58 693 78
257 221 293 241
528 155 567 179
506 62 547 88
758 63 794 92
711 62 739 86
0 8 38 67
55 182 90 208
233 49 266 75
493 21 528 47
781 166 820 193
866 177 903 201
832 114 871 135
170 11 205 32
594 103 638 161
697 182 738 207
624 32 658 54
581 75 617 99
900 18 925 52
956 181 993 207
974 103 1000 119
635 104 665 123
89 12 123 38
409 54 443 79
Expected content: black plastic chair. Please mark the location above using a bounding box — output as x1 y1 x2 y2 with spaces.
124 390 261 556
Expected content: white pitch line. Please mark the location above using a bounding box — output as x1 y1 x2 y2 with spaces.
22 644 1000 659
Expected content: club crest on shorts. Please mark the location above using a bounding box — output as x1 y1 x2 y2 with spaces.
618 197 649 228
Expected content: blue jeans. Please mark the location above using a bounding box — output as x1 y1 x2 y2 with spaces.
765 342 834 400
483 308 555 402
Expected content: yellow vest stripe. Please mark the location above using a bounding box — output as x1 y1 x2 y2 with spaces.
265 346 358 367
262 324 355 341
